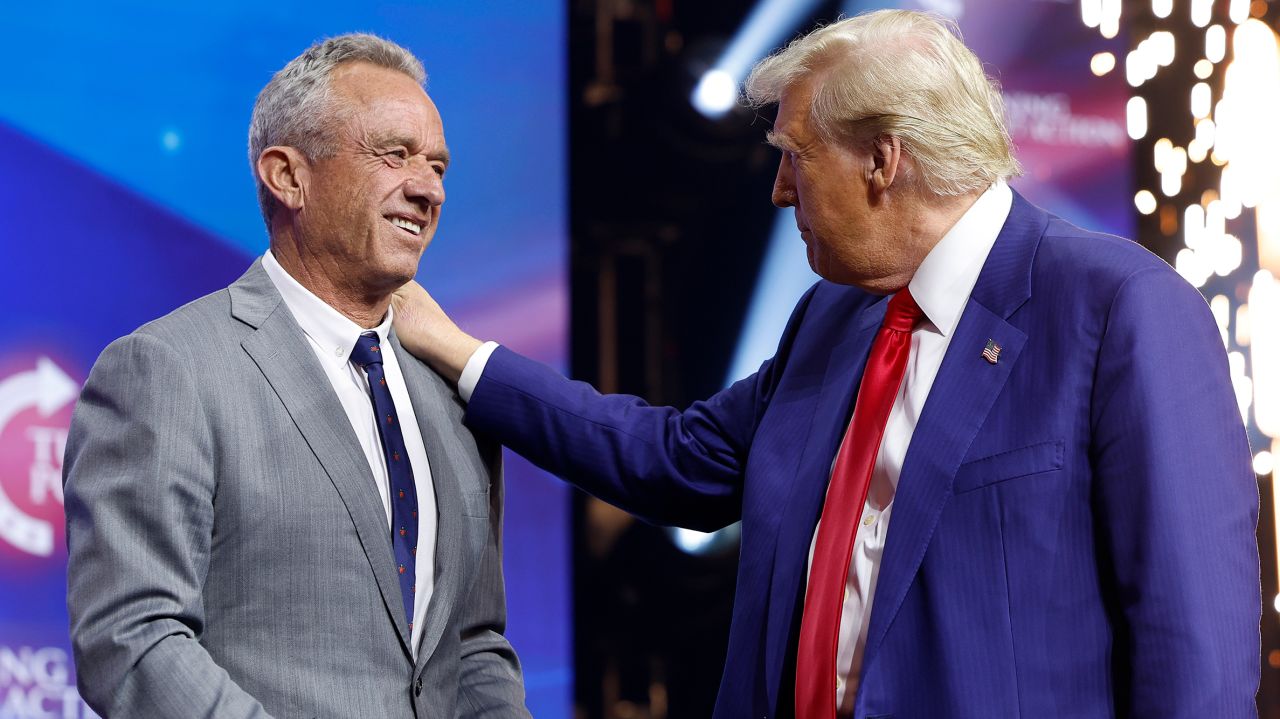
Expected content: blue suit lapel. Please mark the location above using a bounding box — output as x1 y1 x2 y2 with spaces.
764 296 885 712
857 192 1048 689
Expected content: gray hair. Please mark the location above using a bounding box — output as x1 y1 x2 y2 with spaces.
744 10 1020 196
248 33 427 228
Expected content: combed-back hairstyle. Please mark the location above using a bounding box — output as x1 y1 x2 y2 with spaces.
744 10 1020 196
248 33 427 228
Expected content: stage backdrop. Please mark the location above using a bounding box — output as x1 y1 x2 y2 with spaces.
0 3 570 717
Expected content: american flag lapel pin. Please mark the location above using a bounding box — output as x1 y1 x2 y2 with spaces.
982 339 1002 365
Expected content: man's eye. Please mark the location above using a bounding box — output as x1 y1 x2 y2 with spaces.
384 150 409 165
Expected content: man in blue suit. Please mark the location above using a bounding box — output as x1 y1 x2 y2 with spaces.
394 10 1260 718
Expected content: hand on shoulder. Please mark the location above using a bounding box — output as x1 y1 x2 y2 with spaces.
392 280 482 384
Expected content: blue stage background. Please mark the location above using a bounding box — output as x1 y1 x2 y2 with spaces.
0 3 570 717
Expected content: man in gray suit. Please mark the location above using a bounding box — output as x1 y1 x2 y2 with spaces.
63 34 530 718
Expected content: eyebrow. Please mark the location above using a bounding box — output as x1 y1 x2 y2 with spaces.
765 130 797 151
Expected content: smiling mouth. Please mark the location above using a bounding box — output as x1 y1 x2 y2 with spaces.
388 216 423 236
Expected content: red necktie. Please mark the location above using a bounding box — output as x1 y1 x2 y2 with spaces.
795 289 923 719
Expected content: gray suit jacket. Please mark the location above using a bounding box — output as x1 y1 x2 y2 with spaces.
64 260 531 718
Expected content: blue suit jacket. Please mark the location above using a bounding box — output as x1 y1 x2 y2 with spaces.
466 193 1260 718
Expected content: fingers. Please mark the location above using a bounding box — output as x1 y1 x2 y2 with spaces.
393 279 425 305
393 279 441 314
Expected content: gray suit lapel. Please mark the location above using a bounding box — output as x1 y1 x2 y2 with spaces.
390 335 471 673
229 261 414 657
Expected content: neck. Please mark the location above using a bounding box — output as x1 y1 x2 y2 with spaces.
269 231 391 329
858 187 986 295
915 191 983 250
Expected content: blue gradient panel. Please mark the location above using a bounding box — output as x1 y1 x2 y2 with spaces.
729 0 1130 383
0 3 569 717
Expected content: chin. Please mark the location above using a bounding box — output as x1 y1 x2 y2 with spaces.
391 240 429 270
388 261 421 286
808 249 844 285
364 257 422 293
806 245 823 277
811 257 882 293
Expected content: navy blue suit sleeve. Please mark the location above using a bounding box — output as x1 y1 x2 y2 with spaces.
464 284 821 531
1089 267 1259 716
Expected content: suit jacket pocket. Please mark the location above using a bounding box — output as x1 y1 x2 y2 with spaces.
461 488 490 518
953 439 1064 494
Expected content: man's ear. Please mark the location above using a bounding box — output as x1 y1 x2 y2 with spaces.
869 134 902 196
256 146 310 212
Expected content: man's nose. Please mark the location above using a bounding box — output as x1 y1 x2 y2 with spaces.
404 166 445 207
771 155 795 208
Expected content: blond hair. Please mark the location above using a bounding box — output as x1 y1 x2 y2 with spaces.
744 10 1020 196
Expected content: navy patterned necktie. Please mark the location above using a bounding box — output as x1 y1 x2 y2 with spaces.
350 332 419 630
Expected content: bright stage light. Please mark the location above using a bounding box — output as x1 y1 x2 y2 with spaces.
668 523 742 556
1127 96 1148 139
692 69 738 118
1251 270 1280 438
1091 51 1116 76
690 0 826 119
673 528 717 553
1135 189 1158 215
1256 450 1275 476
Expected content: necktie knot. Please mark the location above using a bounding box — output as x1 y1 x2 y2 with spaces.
350 332 384 369
882 289 923 333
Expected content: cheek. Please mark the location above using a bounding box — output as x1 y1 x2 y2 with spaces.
795 164 835 203
311 178 361 219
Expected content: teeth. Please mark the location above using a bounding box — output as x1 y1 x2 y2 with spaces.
391 217 422 235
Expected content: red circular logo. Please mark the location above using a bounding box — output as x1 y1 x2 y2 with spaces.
0 355 79 562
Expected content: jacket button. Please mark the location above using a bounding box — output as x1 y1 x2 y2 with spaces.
415 678 422 696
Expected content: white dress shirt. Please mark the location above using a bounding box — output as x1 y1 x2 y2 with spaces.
262 250 438 657
814 181 1012 714
457 181 1012 708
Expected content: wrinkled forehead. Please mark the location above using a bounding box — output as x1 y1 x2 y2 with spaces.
330 61 432 108
330 63 444 138
771 75 821 139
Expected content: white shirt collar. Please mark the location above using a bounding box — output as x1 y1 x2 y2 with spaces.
261 249 393 369
907 180 1013 337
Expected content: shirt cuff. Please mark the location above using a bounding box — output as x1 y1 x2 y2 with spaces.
458 341 500 403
